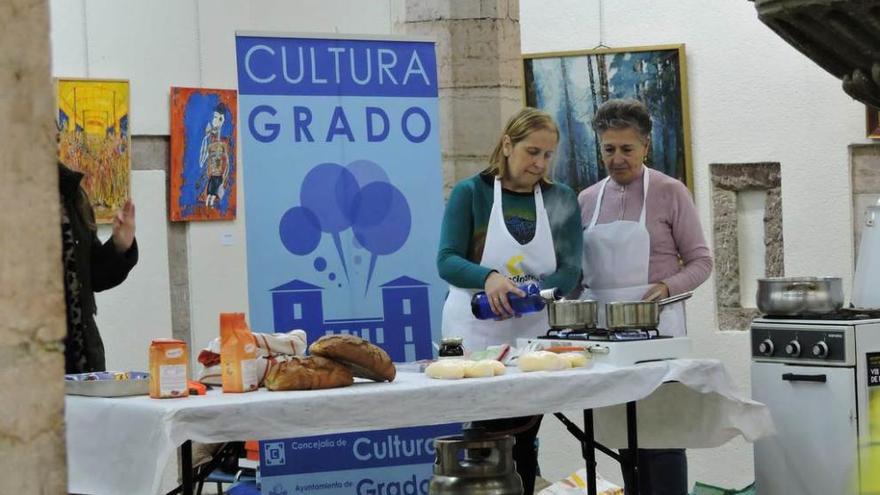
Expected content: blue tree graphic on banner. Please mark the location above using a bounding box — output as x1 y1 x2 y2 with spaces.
274 159 428 362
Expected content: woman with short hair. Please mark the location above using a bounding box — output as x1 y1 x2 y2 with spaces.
579 98 713 494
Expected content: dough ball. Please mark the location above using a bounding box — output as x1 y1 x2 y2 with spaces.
463 360 495 378
486 360 506 376
425 359 466 379
560 352 590 368
518 351 568 372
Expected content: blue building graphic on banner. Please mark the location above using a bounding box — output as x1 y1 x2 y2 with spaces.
271 276 432 362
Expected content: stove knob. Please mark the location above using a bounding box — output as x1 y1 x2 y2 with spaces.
785 340 801 357
758 339 775 356
812 341 829 359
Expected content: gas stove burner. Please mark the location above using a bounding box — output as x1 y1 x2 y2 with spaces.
761 307 880 321
540 327 664 341
587 328 663 341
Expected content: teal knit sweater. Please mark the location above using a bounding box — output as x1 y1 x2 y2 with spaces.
437 173 583 293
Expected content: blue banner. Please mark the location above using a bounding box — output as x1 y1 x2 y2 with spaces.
258 425 461 495
260 423 461 475
236 34 446 494
237 34 444 362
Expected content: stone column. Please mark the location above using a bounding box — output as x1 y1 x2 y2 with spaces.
395 0 523 196
0 0 68 492
710 163 782 331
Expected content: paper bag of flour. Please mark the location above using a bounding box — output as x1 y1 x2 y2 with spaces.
220 312 258 393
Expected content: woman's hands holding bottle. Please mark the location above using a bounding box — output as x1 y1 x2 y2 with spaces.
484 271 526 319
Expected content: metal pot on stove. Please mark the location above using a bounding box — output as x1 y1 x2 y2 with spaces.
756 276 843 316
605 291 694 330
546 299 599 329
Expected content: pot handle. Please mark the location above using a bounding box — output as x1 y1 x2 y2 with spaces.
657 291 695 307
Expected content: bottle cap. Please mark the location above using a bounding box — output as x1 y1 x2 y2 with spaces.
539 287 560 300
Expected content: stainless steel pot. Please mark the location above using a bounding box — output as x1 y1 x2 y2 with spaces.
430 434 523 495
546 299 599 329
756 276 843 315
605 291 694 330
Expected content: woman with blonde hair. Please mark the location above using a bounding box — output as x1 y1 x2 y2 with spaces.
437 107 582 493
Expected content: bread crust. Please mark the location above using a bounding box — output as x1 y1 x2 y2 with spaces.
264 355 354 391
309 334 396 382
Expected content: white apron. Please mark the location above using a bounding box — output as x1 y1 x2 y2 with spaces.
581 170 687 336
441 179 557 352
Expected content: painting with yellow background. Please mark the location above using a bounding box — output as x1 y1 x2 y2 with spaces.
56 78 131 224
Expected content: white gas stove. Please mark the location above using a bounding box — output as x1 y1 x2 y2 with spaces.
516 328 692 368
750 312 880 495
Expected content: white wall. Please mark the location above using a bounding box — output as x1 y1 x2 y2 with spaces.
95 171 173 372
50 0 395 367
522 0 869 488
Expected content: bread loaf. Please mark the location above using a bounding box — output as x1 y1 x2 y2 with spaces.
309 334 396 382
264 356 354 391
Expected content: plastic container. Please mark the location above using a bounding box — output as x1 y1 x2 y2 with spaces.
149 339 189 399
471 283 557 320
853 202 880 309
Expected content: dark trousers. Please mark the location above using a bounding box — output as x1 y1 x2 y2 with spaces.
620 448 688 495
474 415 544 495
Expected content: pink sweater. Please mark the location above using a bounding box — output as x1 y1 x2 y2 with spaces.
577 168 713 295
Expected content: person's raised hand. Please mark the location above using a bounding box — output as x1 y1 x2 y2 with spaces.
112 199 136 253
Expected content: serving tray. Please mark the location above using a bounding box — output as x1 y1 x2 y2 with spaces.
65 371 150 397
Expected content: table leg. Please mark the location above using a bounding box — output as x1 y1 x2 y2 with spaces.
583 409 597 495
626 401 640 495
555 410 638 495
181 440 193 495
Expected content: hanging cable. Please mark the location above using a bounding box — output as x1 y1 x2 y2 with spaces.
594 0 610 50
195 0 203 87
82 0 90 76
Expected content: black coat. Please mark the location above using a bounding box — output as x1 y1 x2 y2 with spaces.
59 164 138 373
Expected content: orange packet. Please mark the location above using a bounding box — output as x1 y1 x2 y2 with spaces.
220 313 259 393
149 339 189 398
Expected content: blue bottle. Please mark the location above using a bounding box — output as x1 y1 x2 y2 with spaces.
470 283 557 320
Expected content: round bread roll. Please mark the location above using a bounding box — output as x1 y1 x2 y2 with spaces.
560 352 590 368
264 356 354 391
425 359 466 379
463 360 495 378
309 334 396 382
518 351 568 372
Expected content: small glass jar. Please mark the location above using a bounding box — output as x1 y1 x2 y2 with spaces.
438 337 464 359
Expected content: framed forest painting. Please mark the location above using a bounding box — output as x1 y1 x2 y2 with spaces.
524 44 693 194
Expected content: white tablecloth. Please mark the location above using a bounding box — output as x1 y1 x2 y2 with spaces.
65 359 773 495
